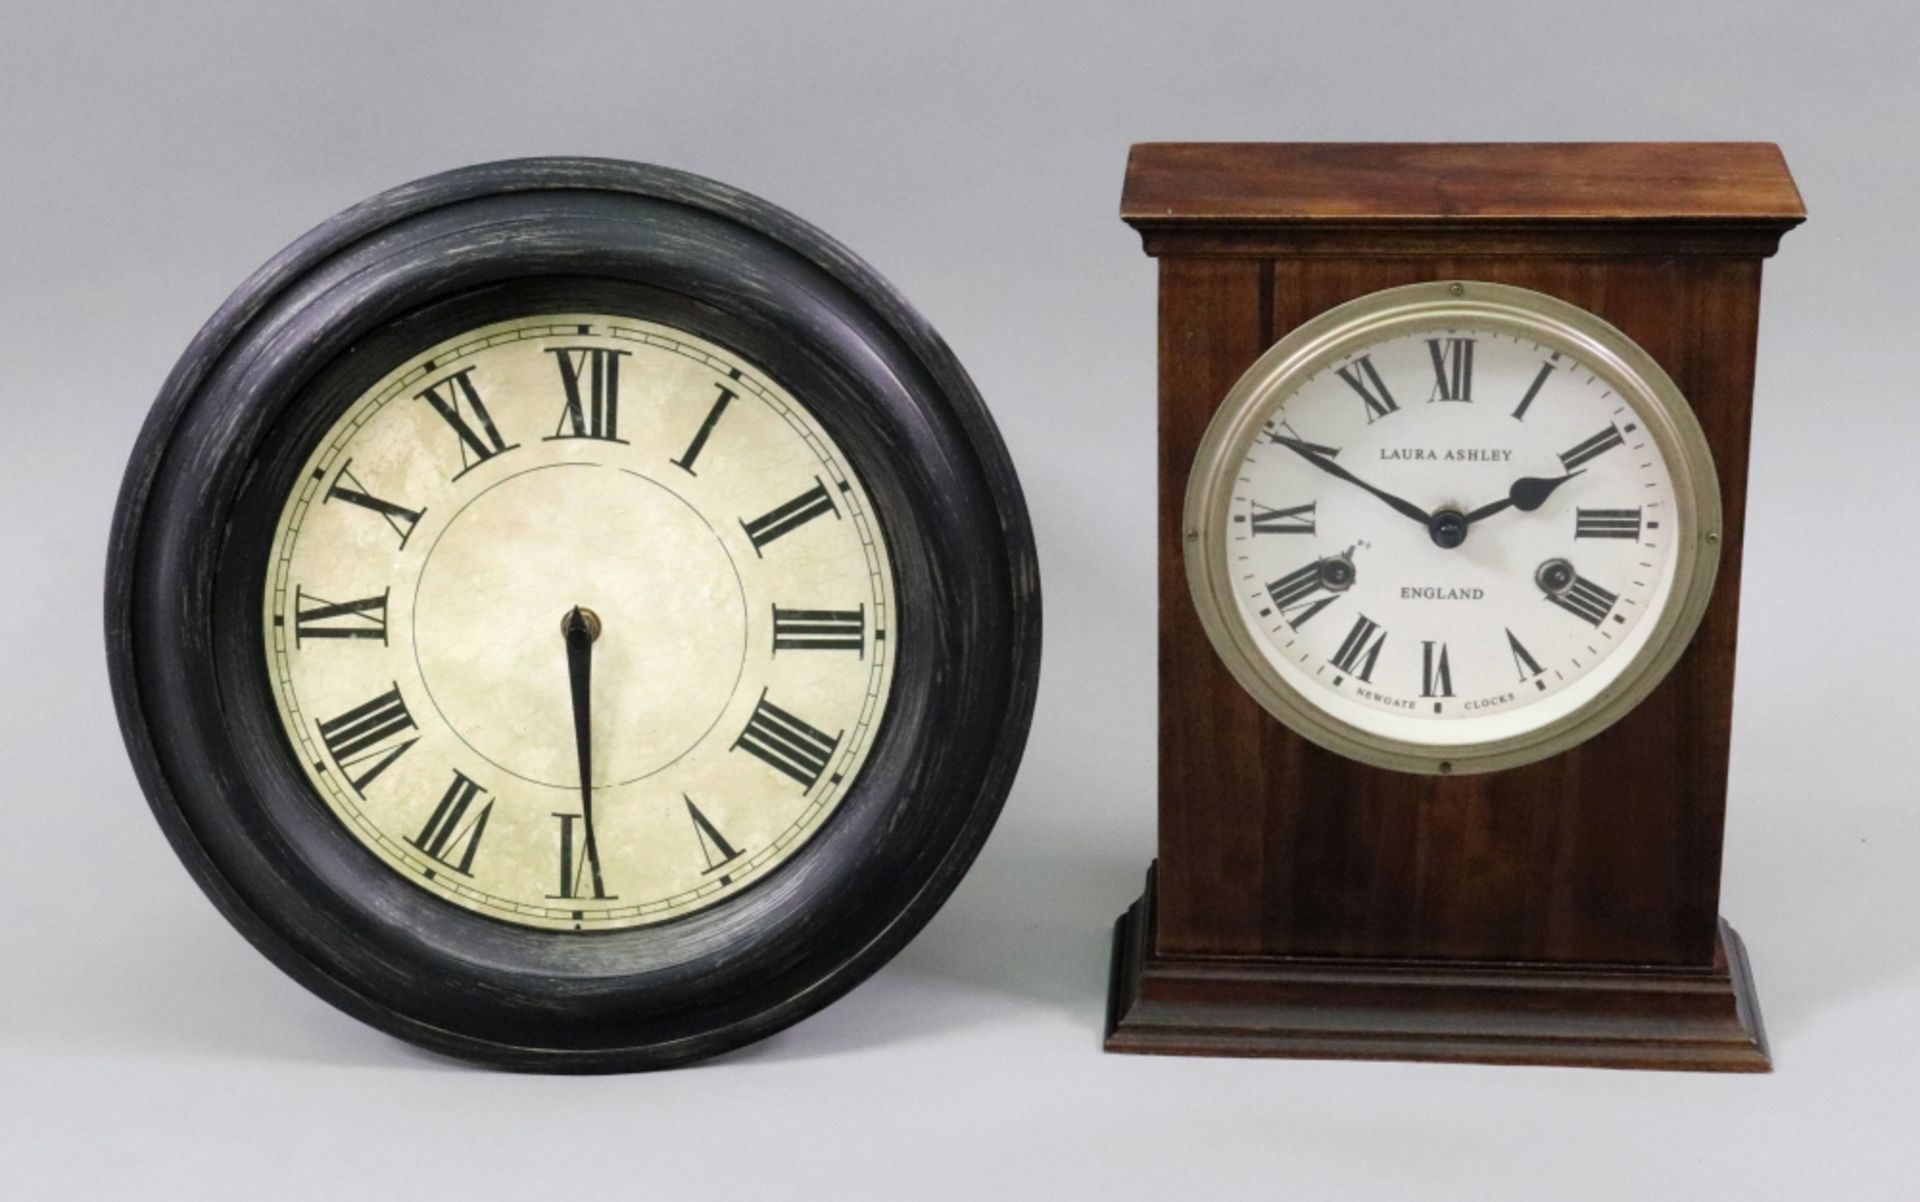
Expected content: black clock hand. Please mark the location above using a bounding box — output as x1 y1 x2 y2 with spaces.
1272 434 1432 526
1461 470 1584 526
563 606 607 900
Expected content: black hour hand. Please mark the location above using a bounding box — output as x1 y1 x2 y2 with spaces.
1462 470 1583 526
563 606 607 900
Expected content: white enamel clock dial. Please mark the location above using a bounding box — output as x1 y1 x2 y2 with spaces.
1185 282 1721 775
264 313 897 930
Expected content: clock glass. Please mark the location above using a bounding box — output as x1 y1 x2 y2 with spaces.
1186 282 1719 774
263 312 897 930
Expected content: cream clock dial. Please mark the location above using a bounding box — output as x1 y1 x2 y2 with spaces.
1186 282 1721 775
264 313 897 929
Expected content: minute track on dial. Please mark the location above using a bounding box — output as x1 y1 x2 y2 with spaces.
1199 300 1692 769
263 313 901 930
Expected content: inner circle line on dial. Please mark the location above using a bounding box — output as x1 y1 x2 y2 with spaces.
408 459 750 790
263 310 901 928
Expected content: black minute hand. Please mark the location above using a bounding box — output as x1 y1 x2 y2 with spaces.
1272 434 1432 526
563 606 607 901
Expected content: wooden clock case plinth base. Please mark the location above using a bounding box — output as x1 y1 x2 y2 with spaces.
1110 144 1803 1074
1107 868 1769 1071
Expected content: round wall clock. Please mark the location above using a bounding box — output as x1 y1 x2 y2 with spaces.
1184 280 1719 776
106 158 1040 1069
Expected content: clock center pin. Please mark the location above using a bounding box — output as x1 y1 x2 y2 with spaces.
562 606 603 642
1427 508 1469 550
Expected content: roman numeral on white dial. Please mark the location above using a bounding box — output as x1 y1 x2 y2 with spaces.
1219 312 1683 756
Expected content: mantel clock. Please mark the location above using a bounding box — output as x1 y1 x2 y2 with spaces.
1107 143 1803 1070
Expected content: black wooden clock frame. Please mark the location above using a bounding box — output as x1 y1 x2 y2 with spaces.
106 159 1040 1070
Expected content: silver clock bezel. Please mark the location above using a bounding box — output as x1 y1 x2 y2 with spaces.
1183 280 1722 776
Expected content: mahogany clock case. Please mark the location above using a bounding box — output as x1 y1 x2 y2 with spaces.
105 159 1041 1070
1106 143 1805 1071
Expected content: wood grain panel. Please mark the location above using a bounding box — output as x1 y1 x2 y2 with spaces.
1154 258 1272 954
1123 143 1806 223
1155 254 1764 966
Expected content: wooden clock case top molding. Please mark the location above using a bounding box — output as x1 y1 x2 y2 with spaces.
1107 143 1804 1070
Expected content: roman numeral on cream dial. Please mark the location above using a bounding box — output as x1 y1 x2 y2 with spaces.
264 314 897 930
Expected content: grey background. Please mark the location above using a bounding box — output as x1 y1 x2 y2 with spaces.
4 2 1915 1197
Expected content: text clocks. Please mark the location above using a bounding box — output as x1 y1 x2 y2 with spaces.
108 160 1039 1069
1186 281 1721 775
